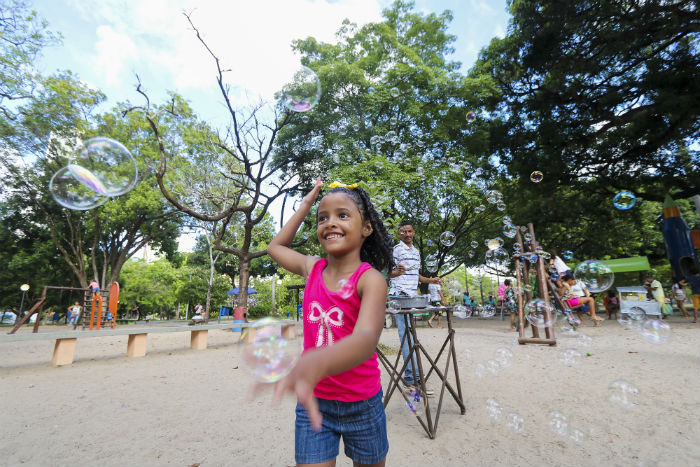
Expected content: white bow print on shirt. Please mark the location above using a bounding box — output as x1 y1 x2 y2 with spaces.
308 301 344 347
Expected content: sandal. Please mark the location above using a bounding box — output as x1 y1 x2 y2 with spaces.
427 321 433 328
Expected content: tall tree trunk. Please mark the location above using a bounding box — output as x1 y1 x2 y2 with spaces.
238 259 250 311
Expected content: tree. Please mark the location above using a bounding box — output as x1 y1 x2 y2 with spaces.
273 1 507 279
132 12 307 311
473 0 700 202
0 0 60 121
1 72 188 290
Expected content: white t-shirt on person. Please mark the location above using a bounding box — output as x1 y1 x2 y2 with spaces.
428 283 442 301
553 256 570 274
390 242 420 295
672 283 686 300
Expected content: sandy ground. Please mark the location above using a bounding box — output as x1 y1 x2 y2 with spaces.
1 315 699 467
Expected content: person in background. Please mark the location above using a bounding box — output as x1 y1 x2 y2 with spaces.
548 250 572 287
89 279 100 294
680 276 700 323
604 290 619 320
485 293 497 308
67 302 82 326
672 280 690 318
560 274 604 326
503 279 517 330
427 282 446 329
645 274 671 318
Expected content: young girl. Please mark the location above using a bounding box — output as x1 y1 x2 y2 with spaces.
559 274 604 326
266 178 394 467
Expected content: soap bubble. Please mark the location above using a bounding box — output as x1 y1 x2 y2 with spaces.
485 398 502 422
475 363 486 378
280 66 321 112
618 306 645 330
390 87 400 98
481 305 496 318
403 386 426 416
368 86 376 95
455 304 472 318
239 317 301 383
427 239 434 247
426 263 438 273
562 250 574 260
503 223 518 238
529 171 543 183
576 333 593 348
487 237 504 250
487 248 510 269
486 190 500 204
549 411 568 437
506 413 524 434
486 359 501 375
470 240 479 249
613 191 637 210
475 204 485 213
496 201 506 211
608 379 639 410
49 165 108 210
559 348 581 366
72 137 138 197
525 299 555 328
574 260 614 293
440 231 456 247
466 111 476 123
468 250 475 258
640 319 670 344
569 426 587 444
388 300 401 311
494 347 514 368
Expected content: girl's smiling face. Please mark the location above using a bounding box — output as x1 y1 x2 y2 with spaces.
316 192 372 256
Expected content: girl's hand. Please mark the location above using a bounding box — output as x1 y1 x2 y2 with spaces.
300 177 323 209
271 352 324 431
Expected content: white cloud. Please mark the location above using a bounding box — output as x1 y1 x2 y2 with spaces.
76 0 385 105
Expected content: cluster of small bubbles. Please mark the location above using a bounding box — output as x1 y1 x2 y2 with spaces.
506 413 525 434
403 386 426 416
562 250 574 260
574 260 615 293
485 398 502 422
608 379 640 410
549 411 569 437
440 231 456 247
525 299 555 328
503 223 518 238
239 317 301 383
529 171 543 183
613 191 637 210
390 87 401 98
49 137 138 210
494 347 514 368
559 348 582 366
465 111 476 123
281 66 321 112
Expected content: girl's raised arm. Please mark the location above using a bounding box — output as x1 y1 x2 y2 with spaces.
268 177 323 278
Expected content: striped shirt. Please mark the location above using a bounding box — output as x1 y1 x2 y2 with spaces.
390 242 420 295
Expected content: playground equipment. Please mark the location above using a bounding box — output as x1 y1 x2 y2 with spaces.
8 282 120 334
513 224 557 346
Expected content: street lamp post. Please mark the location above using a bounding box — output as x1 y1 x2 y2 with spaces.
19 283 30 319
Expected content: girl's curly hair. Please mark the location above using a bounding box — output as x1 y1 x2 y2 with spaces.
322 186 395 272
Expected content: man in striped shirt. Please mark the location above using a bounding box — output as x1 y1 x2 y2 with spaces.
388 221 442 388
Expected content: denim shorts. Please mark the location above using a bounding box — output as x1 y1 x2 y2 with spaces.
295 388 388 465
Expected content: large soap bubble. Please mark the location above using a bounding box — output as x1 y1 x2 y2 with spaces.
73 137 138 197
440 231 456 247
612 191 637 210
574 260 614 293
239 317 301 383
280 66 321 112
525 298 555 328
49 165 108 210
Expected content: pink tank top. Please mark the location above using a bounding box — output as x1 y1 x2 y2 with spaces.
302 258 381 402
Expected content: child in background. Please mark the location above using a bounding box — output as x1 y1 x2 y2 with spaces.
266 178 393 466
604 290 619 320
559 274 604 326
671 280 690 318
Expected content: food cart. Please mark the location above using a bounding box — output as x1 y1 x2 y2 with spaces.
616 286 662 318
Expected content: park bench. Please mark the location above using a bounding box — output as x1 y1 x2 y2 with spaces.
2 320 297 366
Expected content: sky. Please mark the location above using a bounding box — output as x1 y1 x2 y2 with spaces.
31 0 511 251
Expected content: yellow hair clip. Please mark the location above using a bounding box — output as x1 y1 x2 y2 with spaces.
328 181 358 189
